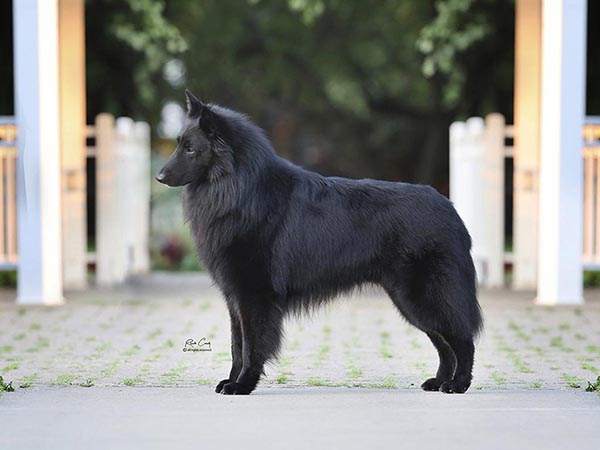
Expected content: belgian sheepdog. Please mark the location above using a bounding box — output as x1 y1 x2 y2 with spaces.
156 90 483 395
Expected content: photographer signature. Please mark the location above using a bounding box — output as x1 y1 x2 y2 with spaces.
183 337 212 352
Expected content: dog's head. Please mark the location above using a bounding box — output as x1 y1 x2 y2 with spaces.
156 90 233 187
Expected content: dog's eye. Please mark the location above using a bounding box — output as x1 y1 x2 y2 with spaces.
185 145 194 154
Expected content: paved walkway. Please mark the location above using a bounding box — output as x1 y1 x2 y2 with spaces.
1 273 599 390
1 273 599 448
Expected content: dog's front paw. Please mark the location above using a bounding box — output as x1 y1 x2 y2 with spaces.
421 377 444 391
221 382 252 395
439 378 470 394
215 379 230 393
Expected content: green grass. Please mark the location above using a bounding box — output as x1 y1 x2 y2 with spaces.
95 342 112 353
100 359 121 377
581 363 599 373
381 376 396 389
314 344 330 366
161 364 189 384
123 376 144 386
491 371 507 384
507 353 534 373
2 363 19 373
380 331 393 359
147 328 163 339
346 363 363 379
19 374 38 388
25 337 50 353
561 373 582 389
530 381 542 389
122 344 141 356
53 373 76 386
29 323 41 331
276 372 290 384
306 377 329 387
13 333 26 341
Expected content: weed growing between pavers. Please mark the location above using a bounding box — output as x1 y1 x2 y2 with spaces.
19 374 38 388
2 363 19 373
123 376 144 386
561 373 582 389
161 363 189 384
0 375 15 392
53 374 76 386
380 331 393 359
585 376 600 392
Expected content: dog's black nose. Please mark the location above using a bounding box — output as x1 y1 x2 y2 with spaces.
155 171 166 183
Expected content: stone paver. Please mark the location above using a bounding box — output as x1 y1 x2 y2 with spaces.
1 273 599 391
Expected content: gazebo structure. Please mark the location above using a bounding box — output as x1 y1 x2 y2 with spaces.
3 0 592 305
4 0 150 306
451 0 590 305
513 0 588 304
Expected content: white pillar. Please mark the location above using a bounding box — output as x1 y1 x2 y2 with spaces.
14 0 64 304
537 0 587 305
513 0 541 289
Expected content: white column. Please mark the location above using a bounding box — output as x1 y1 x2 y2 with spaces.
513 0 541 289
14 0 63 304
537 0 587 305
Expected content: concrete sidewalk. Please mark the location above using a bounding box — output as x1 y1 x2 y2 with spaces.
1 387 599 449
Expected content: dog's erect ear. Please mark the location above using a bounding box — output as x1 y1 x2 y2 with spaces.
199 106 220 139
185 89 204 117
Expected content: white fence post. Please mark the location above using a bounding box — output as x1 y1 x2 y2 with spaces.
450 117 486 285
96 113 126 285
484 113 506 288
450 116 506 288
132 121 151 274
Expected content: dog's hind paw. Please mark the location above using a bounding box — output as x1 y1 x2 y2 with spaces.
439 379 470 394
215 379 230 393
221 382 252 395
421 377 444 391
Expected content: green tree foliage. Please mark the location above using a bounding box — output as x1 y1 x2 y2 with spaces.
85 0 187 123
87 0 515 189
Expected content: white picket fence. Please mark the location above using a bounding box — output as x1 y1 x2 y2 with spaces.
450 114 511 288
0 113 150 285
87 114 151 285
451 114 600 287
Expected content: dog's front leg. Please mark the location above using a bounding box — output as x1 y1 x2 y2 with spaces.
221 299 283 395
215 308 243 393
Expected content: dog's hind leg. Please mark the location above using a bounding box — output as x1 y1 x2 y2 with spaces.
421 331 457 391
221 299 284 395
437 333 474 394
215 308 243 393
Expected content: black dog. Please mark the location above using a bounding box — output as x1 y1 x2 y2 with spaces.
156 90 483 395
